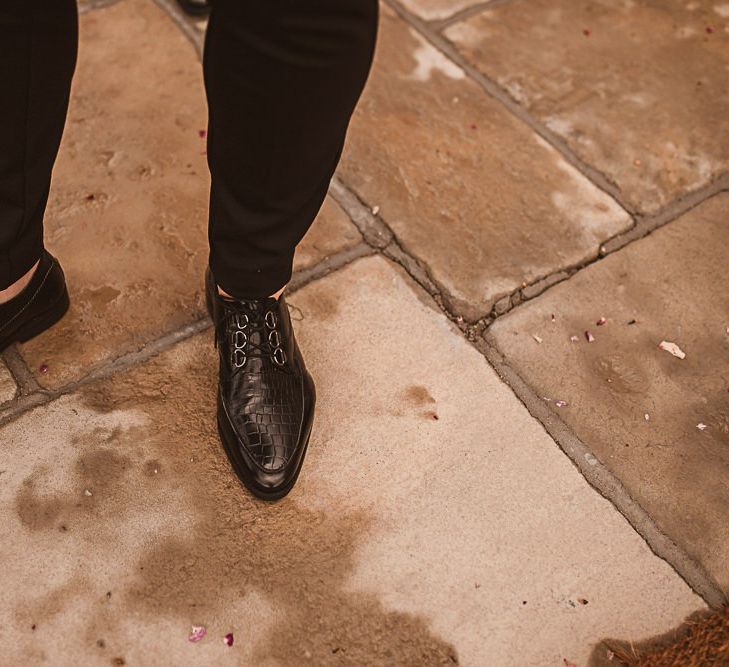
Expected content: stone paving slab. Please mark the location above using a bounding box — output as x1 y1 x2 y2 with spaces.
490 193 729 593
0 256 701 666
0 361 17 404
20 0 360 391
445 0 729 215
339 6 630 321
399 0 481 21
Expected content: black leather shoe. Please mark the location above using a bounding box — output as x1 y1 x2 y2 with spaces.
205 270 316 500
175 0 210 16
0 251 70 353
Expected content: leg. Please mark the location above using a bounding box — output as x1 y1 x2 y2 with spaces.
0 0 78 293
203 0 378 500
0 1 76 350
203 0 378 299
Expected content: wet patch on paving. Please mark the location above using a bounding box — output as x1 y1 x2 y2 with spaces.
0 257 701 665
490 193 729 592
339 6 630 321
445 0 729 214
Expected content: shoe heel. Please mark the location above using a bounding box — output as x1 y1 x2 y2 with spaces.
14 288 70 343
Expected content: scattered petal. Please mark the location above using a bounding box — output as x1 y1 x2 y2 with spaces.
585 331 595 343
706 25 715 33
532 334 543 344
223 633 234 647
84 489 92 497
554 400 568 408
543 396 552 402
188 626 207 643
582 28 591 36
551 314 556 322
371 205 380 216
39 363 49 374
633 158 642 166
564 659 578 667
627 319 637 325
596 317 607 326
570 335 579 343
697 423 708 431
198 129 207 138
577 597 589 605
658 340 686 359
469 123 477 130
644 413 650 421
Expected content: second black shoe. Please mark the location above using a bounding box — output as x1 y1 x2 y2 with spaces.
0 251 70 353
205 270 316 500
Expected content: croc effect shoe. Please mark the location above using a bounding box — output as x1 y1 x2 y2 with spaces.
205 270 315 500
0 251 69 353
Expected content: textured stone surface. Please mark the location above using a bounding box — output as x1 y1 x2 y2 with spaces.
21 0 359 390
293 197 361 272
0 361 17 404
0 256 700 665
340 7 630 321
446 0 729 214
490 193 729 591
399 0 480 21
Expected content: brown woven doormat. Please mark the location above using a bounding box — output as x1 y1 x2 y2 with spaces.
595 606 729 666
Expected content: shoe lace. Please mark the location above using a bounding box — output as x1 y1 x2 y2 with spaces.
216 299 287 370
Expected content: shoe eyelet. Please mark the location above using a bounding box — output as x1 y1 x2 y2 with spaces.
232 349 247 368
234 313 249 329
232 329 248 349
265 311 277 329
268 329 281 348
272 347 286 366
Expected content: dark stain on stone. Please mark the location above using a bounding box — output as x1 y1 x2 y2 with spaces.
15 448 131 531
143 460 162 477
592 354 647 396
303 290 339 321
405 385 436 406
72 341 459 665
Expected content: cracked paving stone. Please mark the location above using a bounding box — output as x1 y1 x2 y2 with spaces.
490 193 729 591
0 256 700 665
339 7 630 322
0 361 17 404
445 0 729 215
19 0 359 391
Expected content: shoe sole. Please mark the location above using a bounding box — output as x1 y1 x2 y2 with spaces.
206 274 311 501
0 287 70 354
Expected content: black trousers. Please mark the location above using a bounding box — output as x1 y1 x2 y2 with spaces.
0 0 378 297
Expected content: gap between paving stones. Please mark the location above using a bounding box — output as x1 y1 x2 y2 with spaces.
0 242 374 428
477 332 728 611
32 0 727 613
429 0 519 32
151 0 729 327
78 0 125 15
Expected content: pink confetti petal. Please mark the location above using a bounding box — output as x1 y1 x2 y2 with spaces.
554 400 569 408
585 331 595 343
569 335 579 343
39 363 49 374
596 317 607 326
188 626 207 643
223 633 234 647
198 129 207 138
